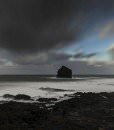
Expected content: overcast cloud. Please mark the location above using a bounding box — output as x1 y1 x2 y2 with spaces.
0 0 113 74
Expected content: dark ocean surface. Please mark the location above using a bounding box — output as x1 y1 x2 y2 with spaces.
0 75 112 82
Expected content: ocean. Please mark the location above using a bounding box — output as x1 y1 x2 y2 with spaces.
0 75 113 102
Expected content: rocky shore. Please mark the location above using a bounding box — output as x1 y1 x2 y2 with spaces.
0 92 114 130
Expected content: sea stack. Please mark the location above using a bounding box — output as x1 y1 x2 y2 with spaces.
57 66 72 78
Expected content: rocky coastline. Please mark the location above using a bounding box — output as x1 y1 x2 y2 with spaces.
0 92 114 129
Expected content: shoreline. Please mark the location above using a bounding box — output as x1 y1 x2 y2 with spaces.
0 92 114 129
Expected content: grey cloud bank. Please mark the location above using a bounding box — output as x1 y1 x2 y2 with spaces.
0 0 113 74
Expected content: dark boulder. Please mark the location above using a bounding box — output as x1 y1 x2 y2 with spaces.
3 94 15 99
57 66 72 78
38 98 57 103
14 94 31 100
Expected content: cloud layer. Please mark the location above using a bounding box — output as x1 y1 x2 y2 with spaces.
0 0 114 74
0 0 114 52
0 0 79 52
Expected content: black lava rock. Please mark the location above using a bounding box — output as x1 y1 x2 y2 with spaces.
3 94 15 99
38 98 57 103
14 94 31 100
57 66 72 78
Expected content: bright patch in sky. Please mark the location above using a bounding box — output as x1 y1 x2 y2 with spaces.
61 32 114 62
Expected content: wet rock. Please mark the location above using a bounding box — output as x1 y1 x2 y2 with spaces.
14 94 31 100
40 87 74 92
3 94 15 99
57 66 72 78
1 92 114 129
38 98 57 103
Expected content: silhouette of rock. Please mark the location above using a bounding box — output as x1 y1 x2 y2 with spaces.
38 98 57 103
14 94 31 100
3 94 15 99
57 66 72 78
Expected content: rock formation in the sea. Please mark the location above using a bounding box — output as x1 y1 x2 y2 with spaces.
57 66 72 78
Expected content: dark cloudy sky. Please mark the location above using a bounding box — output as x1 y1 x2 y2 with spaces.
0 0 114 74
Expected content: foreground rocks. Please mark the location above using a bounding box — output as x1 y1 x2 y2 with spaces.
0 92 114 130
3 94 32 100
38 98 57 103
